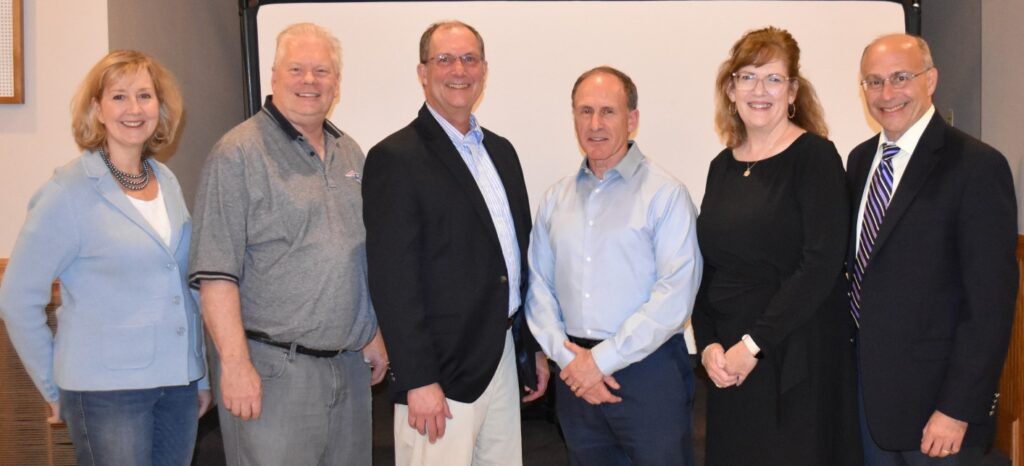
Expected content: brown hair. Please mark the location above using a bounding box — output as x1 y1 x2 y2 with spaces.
714 27 827 148
71 50 183 156
571 66 638 110
419 20 485 64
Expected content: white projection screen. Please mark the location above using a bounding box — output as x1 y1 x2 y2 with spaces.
252 1 906 352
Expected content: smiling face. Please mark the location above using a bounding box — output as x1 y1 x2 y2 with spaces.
572 72 638 171
93 69 160 157
727 58 796 134
271 33 339 133
861 35 937 142
417 25 487 130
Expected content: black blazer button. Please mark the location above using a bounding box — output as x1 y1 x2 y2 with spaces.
499 275 508 284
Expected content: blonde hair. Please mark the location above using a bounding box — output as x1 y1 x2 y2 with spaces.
714 27 828 148
71 50 183 156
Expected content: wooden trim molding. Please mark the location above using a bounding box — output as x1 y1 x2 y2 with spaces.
995 237 1024 465
0 258 75 465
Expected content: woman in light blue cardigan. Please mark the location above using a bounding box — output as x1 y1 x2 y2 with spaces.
0 50 210 466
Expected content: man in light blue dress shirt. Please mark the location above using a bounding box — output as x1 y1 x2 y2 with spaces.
525 66 702 465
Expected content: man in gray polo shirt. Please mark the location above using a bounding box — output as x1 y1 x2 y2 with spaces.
188 23 387 465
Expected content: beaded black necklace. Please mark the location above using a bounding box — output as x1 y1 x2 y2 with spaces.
99 147 151 191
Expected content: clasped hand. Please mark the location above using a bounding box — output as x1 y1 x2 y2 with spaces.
560 341 622 405
701 342 758 388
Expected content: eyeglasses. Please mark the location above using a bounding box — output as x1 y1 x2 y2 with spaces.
860 67 932 92
424 53 484 68
731 72 793 94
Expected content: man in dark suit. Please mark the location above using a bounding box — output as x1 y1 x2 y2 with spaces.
362 20 548 466
849 33 1017 465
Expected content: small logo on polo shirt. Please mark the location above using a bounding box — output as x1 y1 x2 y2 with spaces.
345 170 362 183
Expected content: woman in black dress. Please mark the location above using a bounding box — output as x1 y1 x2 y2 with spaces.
692 27 861 465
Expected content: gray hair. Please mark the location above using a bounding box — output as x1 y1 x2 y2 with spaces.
274 23 342 73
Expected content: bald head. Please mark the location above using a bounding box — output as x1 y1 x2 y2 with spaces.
861 34 934 70
859 33 938 141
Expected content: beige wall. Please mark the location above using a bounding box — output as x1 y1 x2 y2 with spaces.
0 0 108 256
982 2 1024 233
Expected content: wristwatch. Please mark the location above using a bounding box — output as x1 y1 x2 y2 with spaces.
741 334 763 359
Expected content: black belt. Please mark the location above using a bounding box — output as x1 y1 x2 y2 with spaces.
567 335 603 349
244 330 341 358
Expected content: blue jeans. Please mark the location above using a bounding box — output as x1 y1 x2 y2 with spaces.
555 334 696 466
60 381 199 466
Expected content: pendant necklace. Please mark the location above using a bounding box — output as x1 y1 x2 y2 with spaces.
743 161 758 177
741 124 793 178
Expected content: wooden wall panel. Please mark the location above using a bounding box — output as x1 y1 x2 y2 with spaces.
0 258 75 465
995 237 1024 465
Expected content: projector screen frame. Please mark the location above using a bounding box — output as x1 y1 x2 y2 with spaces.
237 0 921 118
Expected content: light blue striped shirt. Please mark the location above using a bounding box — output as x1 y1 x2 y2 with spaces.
426 104 521 315
526 143 703 375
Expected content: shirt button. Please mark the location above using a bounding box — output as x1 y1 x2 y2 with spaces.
584 292 590 298
176 327 185 336
172 296 181 305
595 188 601 193
166 263 175 270
586 257 592 262
588 220 594 227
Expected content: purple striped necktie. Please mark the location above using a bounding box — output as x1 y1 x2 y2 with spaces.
850 143 900 327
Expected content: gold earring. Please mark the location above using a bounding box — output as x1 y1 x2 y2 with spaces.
788 103 796 119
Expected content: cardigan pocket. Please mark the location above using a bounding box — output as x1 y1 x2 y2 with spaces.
101 324 156 369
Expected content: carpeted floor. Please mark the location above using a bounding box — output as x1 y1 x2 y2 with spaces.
193 363 1008 466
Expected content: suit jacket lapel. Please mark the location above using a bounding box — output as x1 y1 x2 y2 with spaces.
84 151 176 257
869 113 947 259
414 105 501 248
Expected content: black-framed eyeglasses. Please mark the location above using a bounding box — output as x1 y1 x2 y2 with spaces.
860 67 932 92
731 72 793 94
423 53 484 68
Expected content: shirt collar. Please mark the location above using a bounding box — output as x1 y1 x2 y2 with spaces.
262 95 343 143
877 105 934 155
577 141 644 182
426 103 484 145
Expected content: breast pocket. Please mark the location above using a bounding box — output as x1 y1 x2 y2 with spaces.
101 324 156 369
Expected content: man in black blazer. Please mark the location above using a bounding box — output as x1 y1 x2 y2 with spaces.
849 34 1017 465
362 21 548 465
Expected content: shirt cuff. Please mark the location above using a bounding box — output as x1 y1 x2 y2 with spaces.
590 341 624 376
188 271 239 289
741 334 761 356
